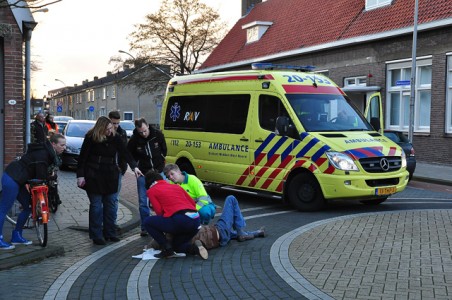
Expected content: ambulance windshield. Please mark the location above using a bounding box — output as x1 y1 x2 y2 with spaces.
286 94 373 132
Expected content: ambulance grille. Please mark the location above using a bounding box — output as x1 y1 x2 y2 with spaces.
359 156 402 173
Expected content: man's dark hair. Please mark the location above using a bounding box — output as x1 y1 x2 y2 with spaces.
108 111 121 120
145 170 163 189
134 117 148 128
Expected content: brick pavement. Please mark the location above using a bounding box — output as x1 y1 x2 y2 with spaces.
1 162 452 299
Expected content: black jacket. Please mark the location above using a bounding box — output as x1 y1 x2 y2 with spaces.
5 142 59 185
127 126 167 173
77 133 137 194
30 120 48 144
116 126 128 175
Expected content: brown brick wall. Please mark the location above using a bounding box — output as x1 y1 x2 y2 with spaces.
268 27 452 166
1 6 25 167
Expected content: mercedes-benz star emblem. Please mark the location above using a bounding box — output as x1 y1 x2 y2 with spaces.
380 158 389 171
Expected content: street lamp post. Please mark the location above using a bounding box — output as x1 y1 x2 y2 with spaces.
55 79 68 116
408 0 419 143
118 50 141 118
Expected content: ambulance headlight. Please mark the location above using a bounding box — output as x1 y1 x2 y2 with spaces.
401 150 407 168
326 152 359 171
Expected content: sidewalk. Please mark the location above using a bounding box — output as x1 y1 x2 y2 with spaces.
0 170 140 270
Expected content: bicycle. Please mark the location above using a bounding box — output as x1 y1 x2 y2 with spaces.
47 174 61 213
5 179 50 247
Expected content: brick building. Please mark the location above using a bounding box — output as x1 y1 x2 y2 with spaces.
49 65 168 127
0 2 35 178
200 0 452 166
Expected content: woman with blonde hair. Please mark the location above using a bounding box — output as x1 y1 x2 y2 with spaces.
77 116 142 245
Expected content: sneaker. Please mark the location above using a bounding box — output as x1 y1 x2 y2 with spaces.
193 240 208 260
255 226 266 238
11 230 32 245
0 236 15 250
107 236 120 242
154 248 177 259
140 230 148 237
237 234 254 242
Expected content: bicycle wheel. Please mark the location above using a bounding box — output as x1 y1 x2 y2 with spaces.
48 189 60 213
34 219 48 247
34 198 48 247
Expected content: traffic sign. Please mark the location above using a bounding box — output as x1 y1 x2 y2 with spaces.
396 80 410 86
89 106 95 112
57 106 63 112
57 101 63 107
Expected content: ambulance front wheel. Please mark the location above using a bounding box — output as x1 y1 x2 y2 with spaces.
287 173 325 211
177 159 196 176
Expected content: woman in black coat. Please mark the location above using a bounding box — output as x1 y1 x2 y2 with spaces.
77 116 142 245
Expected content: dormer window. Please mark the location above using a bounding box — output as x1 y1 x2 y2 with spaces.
242 21 273 44
366 0 392 11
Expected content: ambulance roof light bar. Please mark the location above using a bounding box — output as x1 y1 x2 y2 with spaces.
251 62 315 72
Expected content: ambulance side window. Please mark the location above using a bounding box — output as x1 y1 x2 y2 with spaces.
258 95 291 132
164 94 250 134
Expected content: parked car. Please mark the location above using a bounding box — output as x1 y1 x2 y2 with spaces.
54 121 67 134
120 120 135 139
383 130 416 180
61 120 95 169
54 116 74 122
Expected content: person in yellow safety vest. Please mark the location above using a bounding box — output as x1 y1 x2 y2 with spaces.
163 164 216 225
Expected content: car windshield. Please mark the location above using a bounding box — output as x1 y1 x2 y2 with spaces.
66 122 93 137
286 93 373 132
120 121 135 130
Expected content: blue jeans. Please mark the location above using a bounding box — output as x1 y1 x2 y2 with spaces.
87 192 116 240
144 213 200 253
215 195 259 247
0 173 31 236
136 176 150 231
113 173 122 225
136 172 166 231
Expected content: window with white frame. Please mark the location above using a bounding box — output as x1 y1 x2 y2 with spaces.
366 0 392 11
124 111 133 121
111 86 116 99
344 76 367 87
103 87 106 100
386 58 432 132
445 55 452 133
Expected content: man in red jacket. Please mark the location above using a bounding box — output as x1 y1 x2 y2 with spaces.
144 171 207 259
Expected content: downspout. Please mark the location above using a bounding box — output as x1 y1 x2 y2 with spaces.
23 21 37 148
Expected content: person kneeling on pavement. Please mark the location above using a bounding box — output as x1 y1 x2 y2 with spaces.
144 170 206 259
148 195 266 254
163 163 216 225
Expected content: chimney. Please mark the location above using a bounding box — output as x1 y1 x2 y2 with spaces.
124 65 130 70
94 76 98 80
107 71 112 76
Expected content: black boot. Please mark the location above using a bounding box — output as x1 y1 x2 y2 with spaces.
154 243 177 259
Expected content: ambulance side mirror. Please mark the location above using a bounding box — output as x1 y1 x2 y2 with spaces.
275 116 290 136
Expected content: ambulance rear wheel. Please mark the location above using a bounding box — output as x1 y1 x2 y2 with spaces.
287 173 325 211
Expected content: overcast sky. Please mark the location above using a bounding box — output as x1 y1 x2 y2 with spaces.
30 0 242 97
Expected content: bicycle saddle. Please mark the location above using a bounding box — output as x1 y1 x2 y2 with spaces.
28 179 46 185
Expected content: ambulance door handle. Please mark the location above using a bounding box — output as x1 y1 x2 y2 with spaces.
240 137 249 141
255 139 264 143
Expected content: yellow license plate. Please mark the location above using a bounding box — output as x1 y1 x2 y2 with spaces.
375 187 397 195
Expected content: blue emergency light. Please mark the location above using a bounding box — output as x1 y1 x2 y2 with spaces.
251 62 315 72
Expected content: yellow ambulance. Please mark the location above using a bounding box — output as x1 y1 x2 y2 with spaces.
160 63 409 211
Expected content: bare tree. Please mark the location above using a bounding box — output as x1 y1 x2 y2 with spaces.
129 0 226 75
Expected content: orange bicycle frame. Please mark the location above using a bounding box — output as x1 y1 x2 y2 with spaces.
31 185 49 223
